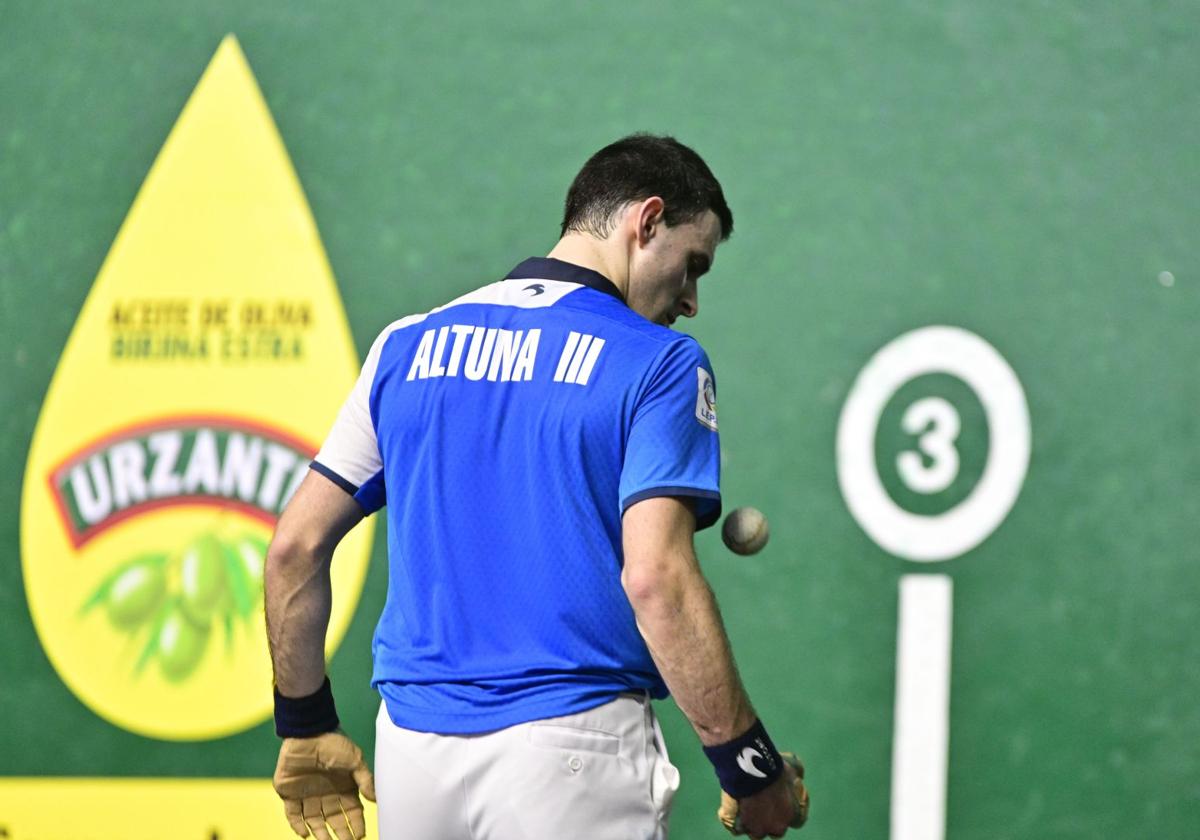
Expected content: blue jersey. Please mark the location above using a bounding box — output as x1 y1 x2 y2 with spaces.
313 258 721 733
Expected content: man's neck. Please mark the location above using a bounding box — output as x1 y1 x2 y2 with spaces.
545 234 629 299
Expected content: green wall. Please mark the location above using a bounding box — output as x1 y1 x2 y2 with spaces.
2 2 1198 838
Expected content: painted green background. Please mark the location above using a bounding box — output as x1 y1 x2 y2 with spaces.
2 2 1198 838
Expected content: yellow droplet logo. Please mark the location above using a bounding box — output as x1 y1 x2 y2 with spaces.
19 35 372 741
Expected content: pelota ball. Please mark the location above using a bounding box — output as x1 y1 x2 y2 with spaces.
721 506 770 555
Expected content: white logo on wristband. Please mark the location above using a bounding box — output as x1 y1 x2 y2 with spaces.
737 747 768 778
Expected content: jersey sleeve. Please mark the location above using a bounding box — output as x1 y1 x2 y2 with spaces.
619 337 722 530
311 325 394 514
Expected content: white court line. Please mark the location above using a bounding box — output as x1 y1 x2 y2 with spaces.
890 574 953 840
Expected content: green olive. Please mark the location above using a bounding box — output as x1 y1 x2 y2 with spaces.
104 559 166 630
157 607 210 681
178 533 227 625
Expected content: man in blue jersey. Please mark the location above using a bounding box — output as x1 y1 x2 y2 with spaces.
266 135 806 840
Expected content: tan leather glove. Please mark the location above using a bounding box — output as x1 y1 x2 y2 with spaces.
273 731 377 840
717 751 810 835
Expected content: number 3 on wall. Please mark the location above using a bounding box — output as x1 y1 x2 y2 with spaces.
897 397 961 495
836 326 1031 562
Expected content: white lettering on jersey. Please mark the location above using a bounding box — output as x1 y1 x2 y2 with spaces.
406 329 435 381
487 329 521 381
553 331 606 385
445 324 474 376
553 332 581 381
406 325 542 382
511 329 540 381
429 326 450 377
575 337 605 385
695 367 718 431
464 328 497 380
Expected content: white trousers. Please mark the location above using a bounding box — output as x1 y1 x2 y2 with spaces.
374 693 681 840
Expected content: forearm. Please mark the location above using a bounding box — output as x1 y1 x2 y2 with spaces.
265 542 333 698
625 554 757 746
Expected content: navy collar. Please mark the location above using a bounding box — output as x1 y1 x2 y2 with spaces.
504 257 625 304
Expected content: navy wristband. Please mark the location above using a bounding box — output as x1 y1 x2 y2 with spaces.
274 677 340 738
702 719 784 798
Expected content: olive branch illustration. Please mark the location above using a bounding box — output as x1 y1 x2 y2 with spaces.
79 532 269 681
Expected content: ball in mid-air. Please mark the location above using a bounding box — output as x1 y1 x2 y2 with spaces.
721 506 770 555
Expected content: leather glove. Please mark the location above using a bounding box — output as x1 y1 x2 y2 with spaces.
273 731 376 840
717 751 810 835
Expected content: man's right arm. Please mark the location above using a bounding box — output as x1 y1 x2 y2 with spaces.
621 495 756 744
622 495 798 838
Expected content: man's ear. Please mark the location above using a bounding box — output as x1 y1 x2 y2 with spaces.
633 196 666 247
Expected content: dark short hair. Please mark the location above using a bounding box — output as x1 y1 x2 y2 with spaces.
560 134 733 240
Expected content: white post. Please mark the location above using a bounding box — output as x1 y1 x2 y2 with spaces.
890 574 953 840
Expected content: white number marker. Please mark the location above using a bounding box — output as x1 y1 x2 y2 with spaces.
836 325 1031 562
897 397 961 494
